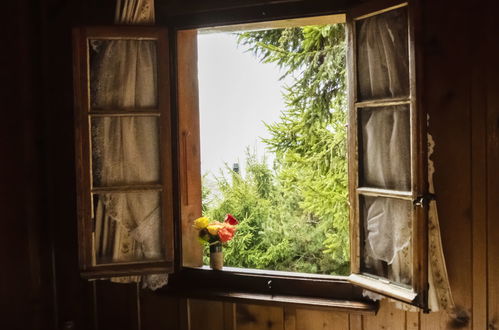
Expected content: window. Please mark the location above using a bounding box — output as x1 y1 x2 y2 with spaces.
73 0 429 311
72 27 175 278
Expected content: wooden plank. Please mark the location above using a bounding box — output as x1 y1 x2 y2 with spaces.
139 289 180 330
420 0 473 328
469 0 488 329
189 299 225 330
177 29 203 268
224 302 236 330
356 187 413 200
163 287 376 314
362 300 406 330
349 274 417 304
198 14 345 34
91 184 163 193
295 309 349 330
89 111 160 117
94 281 139 330
405 311 419 330
283 306 296 330
355 97 411 108
236 303 284 330
419 310 447 330
486 0 499 328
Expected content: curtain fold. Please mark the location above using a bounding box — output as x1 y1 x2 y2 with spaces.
91 0 168 290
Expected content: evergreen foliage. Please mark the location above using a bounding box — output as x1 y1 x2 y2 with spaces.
202 24 349 275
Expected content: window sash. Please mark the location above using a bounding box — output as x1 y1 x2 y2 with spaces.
347 0 428 309
73 26 175 277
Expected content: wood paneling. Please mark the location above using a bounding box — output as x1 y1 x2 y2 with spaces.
189 299 225 330
295 309 349 329
8 0 496 329
95 282 139 330
140 289 180 330
487 1 499 329
421 0 473 328
236 304 284 330
362 301 407 330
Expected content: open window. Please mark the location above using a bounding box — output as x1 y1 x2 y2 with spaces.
72 0 428 311
346 0 428 309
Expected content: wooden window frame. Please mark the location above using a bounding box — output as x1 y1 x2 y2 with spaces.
346 0 429 310
71 0 428 312
72 26 175 278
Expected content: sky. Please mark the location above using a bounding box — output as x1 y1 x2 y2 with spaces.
197 32 292 179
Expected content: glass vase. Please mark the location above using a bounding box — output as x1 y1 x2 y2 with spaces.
209 243 223 270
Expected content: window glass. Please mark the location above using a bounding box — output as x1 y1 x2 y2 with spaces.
92 191 163 265
356 7 409 100
358 105 411 191
91 116 160 187
89 39 158 110
360 195 412 286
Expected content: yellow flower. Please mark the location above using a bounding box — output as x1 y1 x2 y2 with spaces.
207 223 223 235
194 217 209 229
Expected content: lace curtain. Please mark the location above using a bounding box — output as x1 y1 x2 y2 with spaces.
90 0 168 290
356 8 455 312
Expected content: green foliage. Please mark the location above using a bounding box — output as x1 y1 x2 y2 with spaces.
202 24 349 275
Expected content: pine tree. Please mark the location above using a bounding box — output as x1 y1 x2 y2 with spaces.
203 24 349 275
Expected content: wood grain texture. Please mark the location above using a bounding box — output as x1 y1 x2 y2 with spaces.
11 0 497 329
189 299 225 330
140 289 180 330
362 301 406 330
470 0 489 329
95 281 139 330
295 309 349 330
177 29 203 268
236 304 284 330
421 0 473 327
486 0 499 329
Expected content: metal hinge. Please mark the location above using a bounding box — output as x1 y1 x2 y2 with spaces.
413 193 436 208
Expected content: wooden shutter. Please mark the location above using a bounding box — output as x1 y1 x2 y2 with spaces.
72 26 175 278
347 0 429 310
177 30 203 268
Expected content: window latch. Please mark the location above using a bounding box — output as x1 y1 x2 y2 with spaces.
413 194 436 208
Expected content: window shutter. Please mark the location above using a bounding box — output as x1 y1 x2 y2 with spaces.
177 30 203 268
72 26 175 278
347 0 429 310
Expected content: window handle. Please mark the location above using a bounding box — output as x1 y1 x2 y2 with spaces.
413 194 436 208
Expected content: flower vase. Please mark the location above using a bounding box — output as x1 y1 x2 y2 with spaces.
209 243 223 270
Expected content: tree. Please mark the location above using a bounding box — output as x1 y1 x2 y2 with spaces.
203 24 349 275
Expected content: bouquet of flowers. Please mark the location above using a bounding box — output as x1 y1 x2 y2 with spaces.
194 214 239 245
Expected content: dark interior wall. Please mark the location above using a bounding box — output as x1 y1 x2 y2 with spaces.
2 0 498 329
1 2 53 329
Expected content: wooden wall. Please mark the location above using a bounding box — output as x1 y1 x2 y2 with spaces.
3 0 498 329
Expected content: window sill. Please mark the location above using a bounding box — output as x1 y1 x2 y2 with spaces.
163 266 378 314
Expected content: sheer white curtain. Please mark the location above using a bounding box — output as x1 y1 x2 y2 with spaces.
91 0 168 290
357 7 413 290
357 8 454 312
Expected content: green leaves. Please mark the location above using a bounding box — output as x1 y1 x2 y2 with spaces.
202 24 349 275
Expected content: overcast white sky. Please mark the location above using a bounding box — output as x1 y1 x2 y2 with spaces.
197 32 292 178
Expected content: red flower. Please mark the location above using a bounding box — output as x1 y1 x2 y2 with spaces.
218 225 236 243
224 214 239 225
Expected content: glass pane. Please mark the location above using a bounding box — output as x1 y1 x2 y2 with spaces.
91 116 160 187
92 191 164 265
89 39 158 110
360 195 412 286
359 105 411 191
356 7 409 100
